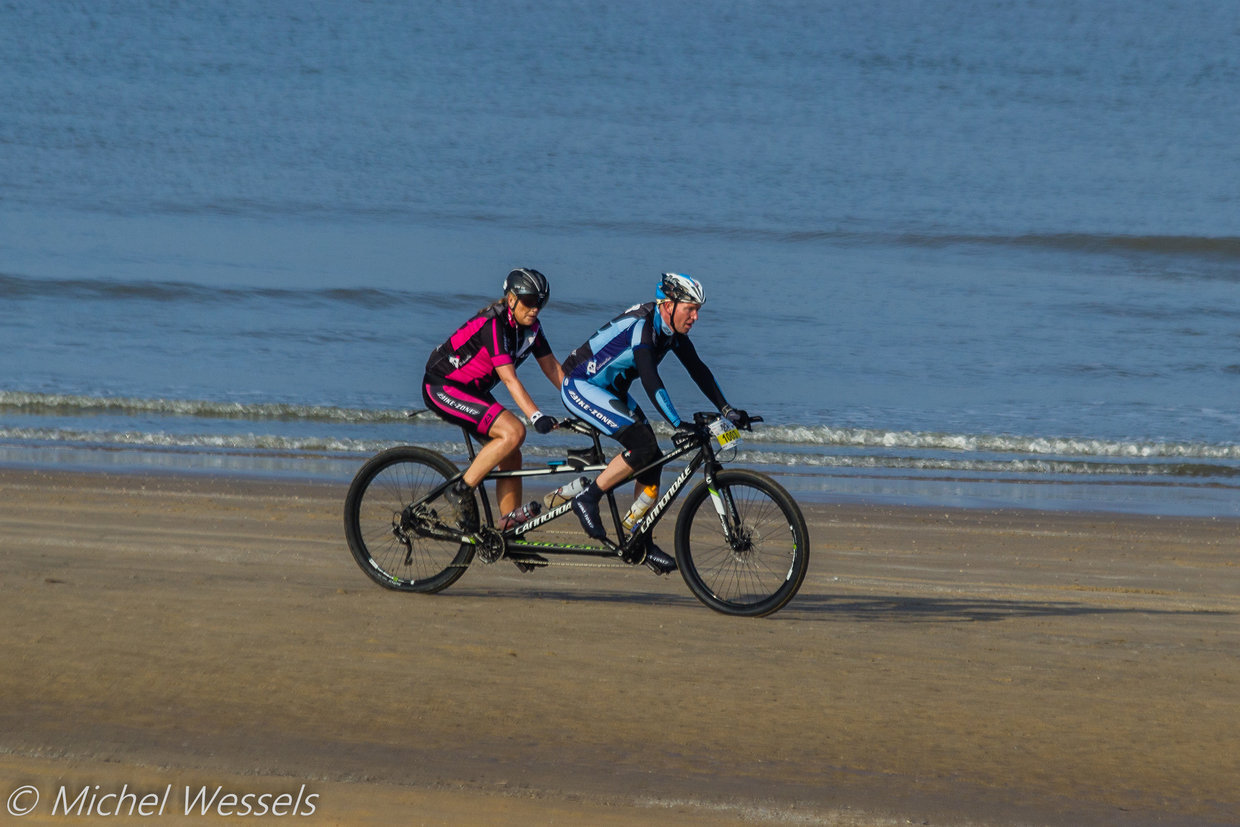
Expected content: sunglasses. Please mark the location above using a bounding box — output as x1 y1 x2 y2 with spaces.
515 293 548 310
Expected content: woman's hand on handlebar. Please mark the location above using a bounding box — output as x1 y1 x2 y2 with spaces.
530 412 559 434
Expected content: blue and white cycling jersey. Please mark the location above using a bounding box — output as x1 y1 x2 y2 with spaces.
560 302 727 432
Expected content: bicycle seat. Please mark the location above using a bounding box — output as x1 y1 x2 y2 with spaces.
561 418 604 465
563 447 599 468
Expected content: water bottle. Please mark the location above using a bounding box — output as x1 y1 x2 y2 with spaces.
500 501 542 531
543 475 590 509
621 485 659 532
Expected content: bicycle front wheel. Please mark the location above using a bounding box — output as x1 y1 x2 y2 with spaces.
674 470 810 617
343 446 476 593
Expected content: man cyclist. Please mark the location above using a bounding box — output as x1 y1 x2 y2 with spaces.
559 273 751 575
423 268 565 530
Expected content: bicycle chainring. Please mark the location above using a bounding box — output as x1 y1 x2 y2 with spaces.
617 538 645 565
476 526 506 564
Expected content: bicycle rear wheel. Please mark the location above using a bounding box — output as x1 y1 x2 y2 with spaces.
343 446 476 593
674 470 810 617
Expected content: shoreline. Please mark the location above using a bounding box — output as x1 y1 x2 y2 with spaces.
2 465 1238 825
3 440 1238 520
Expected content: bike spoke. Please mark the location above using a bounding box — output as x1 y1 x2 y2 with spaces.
677 471 809 617
344 447 474 593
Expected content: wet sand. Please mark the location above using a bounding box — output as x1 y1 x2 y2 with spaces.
1 467 1237 825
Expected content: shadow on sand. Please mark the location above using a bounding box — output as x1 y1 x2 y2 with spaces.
448 584 1236 624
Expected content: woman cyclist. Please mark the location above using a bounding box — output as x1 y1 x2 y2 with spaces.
423 268 565 528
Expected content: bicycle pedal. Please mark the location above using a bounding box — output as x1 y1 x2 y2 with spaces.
617 545 644 565
510 553 547 573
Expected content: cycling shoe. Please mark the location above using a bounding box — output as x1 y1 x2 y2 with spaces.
571 492 607 540
643 543 677 576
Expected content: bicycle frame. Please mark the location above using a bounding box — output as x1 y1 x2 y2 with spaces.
344 408 808 615
452 414 736 564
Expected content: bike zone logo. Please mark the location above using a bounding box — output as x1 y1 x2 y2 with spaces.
565 387 619 430
6 782 319 819
432 387 473 414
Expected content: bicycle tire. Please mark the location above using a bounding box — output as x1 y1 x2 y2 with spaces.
343 446 476 593
674 469 810 617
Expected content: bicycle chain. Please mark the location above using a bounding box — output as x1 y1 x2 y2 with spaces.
449 557 635 570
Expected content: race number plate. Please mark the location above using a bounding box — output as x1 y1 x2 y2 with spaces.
709 419 742 449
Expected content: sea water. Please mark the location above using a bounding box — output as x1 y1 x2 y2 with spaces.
2 0 1238 516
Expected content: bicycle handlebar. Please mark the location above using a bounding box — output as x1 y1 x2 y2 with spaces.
690 410 763 431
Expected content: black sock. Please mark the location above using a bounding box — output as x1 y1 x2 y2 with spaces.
580 481 603 501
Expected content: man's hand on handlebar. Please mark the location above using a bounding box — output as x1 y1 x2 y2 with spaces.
721 405 758 430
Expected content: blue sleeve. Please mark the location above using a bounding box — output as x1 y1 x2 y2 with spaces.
636 346 681 426
634 320 682 427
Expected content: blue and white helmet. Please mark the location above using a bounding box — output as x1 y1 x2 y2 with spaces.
655 273 705 305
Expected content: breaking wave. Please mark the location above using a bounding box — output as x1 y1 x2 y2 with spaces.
2 392 1238 484
0 390 412 424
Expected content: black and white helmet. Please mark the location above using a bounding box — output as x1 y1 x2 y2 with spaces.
503 268 550 309
656 272 705 305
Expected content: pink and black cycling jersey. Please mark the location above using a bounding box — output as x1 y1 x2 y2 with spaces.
425 303 552 393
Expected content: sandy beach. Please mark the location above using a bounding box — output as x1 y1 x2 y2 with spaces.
1 466 1237 825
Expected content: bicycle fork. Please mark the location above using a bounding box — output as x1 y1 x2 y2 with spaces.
705 474 751 552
